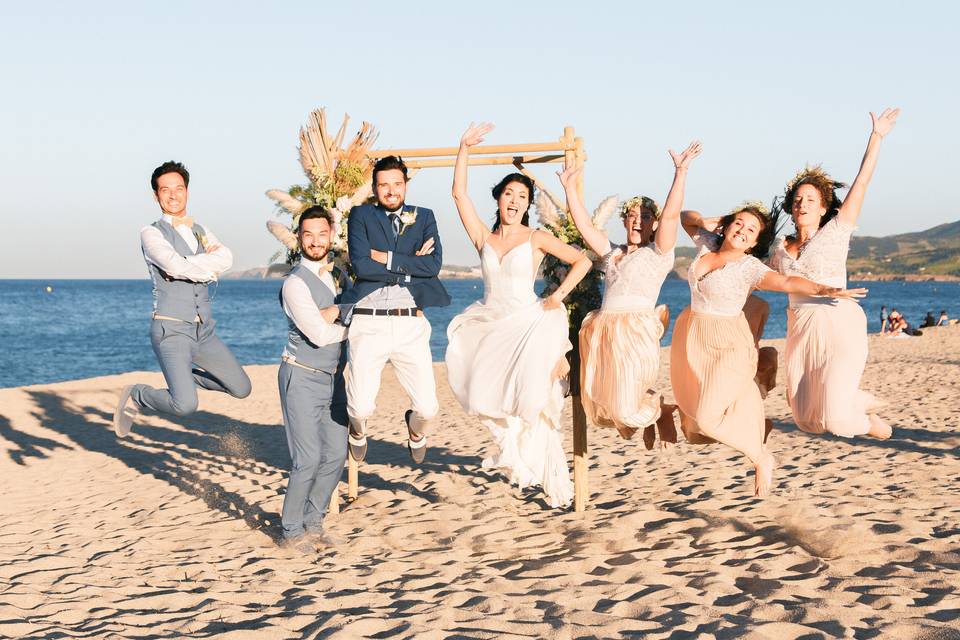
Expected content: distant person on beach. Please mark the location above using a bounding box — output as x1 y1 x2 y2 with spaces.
937 310 949 326
113 161 251 436
558 140 701 448
339 156 450 465
768 107 900 440
445 123 591 508
921 311 937 328
674 205 865 497
277 207 351 552
880 305 888 333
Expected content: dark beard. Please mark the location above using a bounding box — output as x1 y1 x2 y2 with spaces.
379 201 404 213
301 246 329 262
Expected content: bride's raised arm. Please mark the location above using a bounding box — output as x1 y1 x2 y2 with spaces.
533 230 592 310
452 122 496 253
557 165 611 257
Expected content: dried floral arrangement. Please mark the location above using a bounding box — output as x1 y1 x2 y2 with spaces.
264 109 378 271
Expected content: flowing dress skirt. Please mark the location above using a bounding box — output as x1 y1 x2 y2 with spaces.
784 298 876 436
579 308 663 432
669 308 765 463
446 299 573 508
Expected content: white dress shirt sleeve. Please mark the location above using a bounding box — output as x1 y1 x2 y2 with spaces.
282 276 348 347
140 225 218 283
184 226 233 275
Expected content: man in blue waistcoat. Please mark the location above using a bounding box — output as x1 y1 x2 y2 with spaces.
112 161 251 435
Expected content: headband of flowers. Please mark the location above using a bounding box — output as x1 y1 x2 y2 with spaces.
619 195 660 220
729 199 771 218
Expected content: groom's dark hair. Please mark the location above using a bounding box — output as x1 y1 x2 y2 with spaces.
151 160 190 192
372 155 408 184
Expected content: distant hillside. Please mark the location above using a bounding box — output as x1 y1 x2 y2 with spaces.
670 221 960 280
848 220 960 277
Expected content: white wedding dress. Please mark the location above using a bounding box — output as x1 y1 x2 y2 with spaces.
445 233 574 508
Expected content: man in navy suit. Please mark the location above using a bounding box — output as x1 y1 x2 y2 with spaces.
340 156 451 464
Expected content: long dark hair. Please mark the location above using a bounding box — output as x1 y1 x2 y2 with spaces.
490 173 534 232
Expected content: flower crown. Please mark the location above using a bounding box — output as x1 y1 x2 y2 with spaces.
729 199 771 218
619 195 660 220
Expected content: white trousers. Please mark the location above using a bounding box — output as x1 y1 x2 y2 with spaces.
346 314 439 428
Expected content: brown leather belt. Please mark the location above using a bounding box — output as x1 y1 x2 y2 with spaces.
352 307 422 317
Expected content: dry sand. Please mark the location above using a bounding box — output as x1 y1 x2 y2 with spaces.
1 327 958 639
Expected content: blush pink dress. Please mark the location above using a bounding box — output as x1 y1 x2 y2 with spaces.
579 241 675 434
769 218 878 437
670 232 772 463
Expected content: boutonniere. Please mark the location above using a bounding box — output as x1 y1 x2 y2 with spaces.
398 207 418 235
193 228 210 251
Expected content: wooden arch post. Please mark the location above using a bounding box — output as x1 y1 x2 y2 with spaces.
337 126 591 513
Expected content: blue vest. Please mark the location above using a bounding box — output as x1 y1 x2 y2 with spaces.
147 220 212 323
281 264 345 373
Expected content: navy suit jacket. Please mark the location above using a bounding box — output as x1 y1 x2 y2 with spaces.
339 203 451 308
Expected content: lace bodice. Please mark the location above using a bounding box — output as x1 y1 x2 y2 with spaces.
601 242 675 311
687 231 771 316
768 217 853 288
480 236 539 306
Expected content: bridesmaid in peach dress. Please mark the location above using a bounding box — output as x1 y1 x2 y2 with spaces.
558 141 702 445
672 204 866 496
769 108 900 439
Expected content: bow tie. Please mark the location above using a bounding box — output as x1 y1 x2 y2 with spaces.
316 260 335 272
170 216 194 228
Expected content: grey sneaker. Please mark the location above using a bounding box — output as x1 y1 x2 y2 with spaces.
283 535 316 555
113 385 138 437
308 527 346 547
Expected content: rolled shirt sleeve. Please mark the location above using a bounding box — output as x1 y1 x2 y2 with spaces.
281 276 348 347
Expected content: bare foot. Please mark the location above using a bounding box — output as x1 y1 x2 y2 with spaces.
656 403 678 449
642 425 656 450
867 414 892 439
754 452 777 498
763 418 774 444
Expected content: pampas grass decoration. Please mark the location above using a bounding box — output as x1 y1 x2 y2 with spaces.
535 190 561 230
591 195 619 230
265 189 306 216
266 220 299 252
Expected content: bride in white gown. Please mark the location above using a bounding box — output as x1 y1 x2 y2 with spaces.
445 122 592 508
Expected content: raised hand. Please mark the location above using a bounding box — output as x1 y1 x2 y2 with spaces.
700 216 722 233
460 122 495 148
556 164 582 190
416 237 435 256
669 140 703 170
870 108 900 138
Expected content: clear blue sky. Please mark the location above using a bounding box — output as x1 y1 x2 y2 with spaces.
1 0 955 278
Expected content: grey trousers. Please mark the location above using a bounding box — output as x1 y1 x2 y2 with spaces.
132 318 252 416
278 361 348 540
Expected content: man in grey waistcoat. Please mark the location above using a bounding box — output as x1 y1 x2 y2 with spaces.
112 161 251 435
278 206 350 551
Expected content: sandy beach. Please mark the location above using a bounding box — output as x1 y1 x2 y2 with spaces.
1 327 958 639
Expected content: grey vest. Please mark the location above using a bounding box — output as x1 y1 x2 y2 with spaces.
282 264 344 373
146 220 213 323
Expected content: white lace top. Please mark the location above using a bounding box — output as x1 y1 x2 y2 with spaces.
599 241 675 311
687 231 772 317
768 217 853 289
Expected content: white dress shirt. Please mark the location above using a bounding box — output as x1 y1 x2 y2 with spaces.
282 257 348 352
140 214 233 282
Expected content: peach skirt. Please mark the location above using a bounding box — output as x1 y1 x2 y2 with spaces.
669 308 765 463
784 298 876 436
579 308 663 432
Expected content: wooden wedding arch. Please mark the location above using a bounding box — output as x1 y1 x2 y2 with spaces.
336 126 595 513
